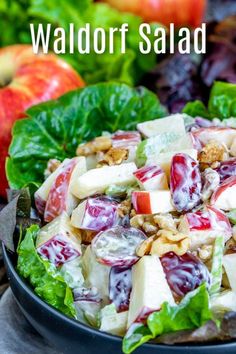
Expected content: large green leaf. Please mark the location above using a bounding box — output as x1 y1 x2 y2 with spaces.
7 83 166 189
183 81 236 119
123 284 213 354
17 225 76 317
29 1 159 85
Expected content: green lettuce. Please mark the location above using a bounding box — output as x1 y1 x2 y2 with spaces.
122 283 213 354
1 0 159 85
29 0 158 85
17 225 76 318
6 83 166 189
183 81 236 119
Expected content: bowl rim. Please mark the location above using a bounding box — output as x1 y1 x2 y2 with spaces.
3 243 236 351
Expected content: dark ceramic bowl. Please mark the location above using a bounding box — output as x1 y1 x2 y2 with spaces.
3 244 236 354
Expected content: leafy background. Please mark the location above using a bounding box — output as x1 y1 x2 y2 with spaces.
6 83 166 189
0 0 158 86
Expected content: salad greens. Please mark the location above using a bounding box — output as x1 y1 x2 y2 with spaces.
122 284 213 354
183 81 236 119
6 83 166 190
0 0 159 85
17 225 76 318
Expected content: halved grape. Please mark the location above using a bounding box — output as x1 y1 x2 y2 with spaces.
170 153 202 212
91 226 146 267
161 252 211 297
215 158 236 182
109 266 132 312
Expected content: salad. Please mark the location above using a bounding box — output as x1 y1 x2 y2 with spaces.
4 81 236 353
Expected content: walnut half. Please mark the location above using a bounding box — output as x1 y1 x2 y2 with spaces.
150 230 190 257
199 140 227 169
76 136 112 156
97 147 128 166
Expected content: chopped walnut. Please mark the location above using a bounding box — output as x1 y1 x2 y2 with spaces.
97 147 128 166
130 215 158 236
198 244 213 261
76 136 112 156
81 230 97 244
150 230 190 257
130 214 145 228
142 222 158 235
201 168 220 202
118 200 132 218
153 214 177 232
44 159 61 178
225 236 236 254
130 209 136 218
199 140 227 169
136 235 158 257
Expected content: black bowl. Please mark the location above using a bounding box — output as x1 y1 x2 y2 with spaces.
3 244 236 354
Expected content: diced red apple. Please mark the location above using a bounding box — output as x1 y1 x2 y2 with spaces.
36 212 82 267
192 127 236 149
132 190 175 214
34 159 69 215
133 165 168 191
137 114 186 138
71 197 118 232
112 130 141 148
44 157 86 222
127 255 175 327
179 205 232 250
70 162 137 199
211 176 236 211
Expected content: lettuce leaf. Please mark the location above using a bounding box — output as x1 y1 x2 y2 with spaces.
183 81 236 119
6 83 166 189
17 225 76 318
122 283 213 354
1 0 159 85
29 1 159 85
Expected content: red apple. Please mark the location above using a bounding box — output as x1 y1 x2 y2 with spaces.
35 157 87 217
44 158 81 222
0 44 85 198
36 212 82 267
133 165 168 191
192 127 236 150
211 176 236 211
102 0 206 28
111 130 141 148
179 205 232 250
132 190 174 214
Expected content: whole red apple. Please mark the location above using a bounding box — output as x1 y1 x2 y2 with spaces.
102 0 206 28
0 45 85 198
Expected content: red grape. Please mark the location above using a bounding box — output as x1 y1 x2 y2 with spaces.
109 266 132 312
91 226 146 267
161 252 211 297
170 153 202 212
215 158 236 182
